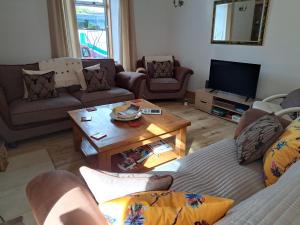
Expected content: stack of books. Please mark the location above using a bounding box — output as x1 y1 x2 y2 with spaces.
117 140 172 171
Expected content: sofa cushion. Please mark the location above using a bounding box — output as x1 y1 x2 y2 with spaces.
23 70 58 101
0 63 39 103
215 161 300 225
72 87 134 107
83 65 111 93
81 59 116 87
263 117 300 186
147 60 174 78
236 114 284 165
100 191 233 225
9 93 82 126
281 88 300 109
149 78 181 92
154 139 265 205
80 167 173 204
234 109 290 139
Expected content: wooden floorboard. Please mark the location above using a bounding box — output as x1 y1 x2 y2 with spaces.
7 101 236 174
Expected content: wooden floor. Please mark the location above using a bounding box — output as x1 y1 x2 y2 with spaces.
7 101 236 175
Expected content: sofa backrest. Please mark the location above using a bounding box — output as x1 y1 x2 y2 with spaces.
0 59 118 104
82 59 116 87
0 63 39 103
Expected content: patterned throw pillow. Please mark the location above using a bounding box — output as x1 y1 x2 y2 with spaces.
23 71 58 101
100 191 234 225
263 117 300 186
83 65 111 93
236 114 284 165
147 60 174 78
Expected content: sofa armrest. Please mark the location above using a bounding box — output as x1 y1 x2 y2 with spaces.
116 72 147 98
115 64 125 73
174 67 194 83
26 170 108 225
0 86 11 125
136 67 147 74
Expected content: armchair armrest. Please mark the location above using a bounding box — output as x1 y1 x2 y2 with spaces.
263 94 288 102
26 171 108 225
174 66 194 82
0 86 11 125
116 72 147 98
275 107 300 118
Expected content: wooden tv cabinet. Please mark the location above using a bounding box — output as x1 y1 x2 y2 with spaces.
195 89 257 123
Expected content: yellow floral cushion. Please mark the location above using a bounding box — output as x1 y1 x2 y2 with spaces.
263 117 300 186
100 191 234 225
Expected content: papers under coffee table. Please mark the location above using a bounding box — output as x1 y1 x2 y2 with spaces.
68 99 191 172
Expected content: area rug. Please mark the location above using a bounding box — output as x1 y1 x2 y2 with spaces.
0 150 54 225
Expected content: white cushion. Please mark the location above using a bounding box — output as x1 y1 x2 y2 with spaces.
253 101 283 113
79 166 173 204
39 57 83 88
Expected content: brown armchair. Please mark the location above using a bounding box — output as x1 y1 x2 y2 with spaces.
135 57 194 100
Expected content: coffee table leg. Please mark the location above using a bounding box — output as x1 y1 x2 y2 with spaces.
72 122 82 152
98 152 112 171
175 128 187 158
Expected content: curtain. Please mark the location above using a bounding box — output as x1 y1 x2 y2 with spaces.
119 0 137 71
47 0 80 58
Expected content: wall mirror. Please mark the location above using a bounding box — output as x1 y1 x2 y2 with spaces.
211 0 270 45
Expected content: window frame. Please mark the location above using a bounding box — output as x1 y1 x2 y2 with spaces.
75 0 112 59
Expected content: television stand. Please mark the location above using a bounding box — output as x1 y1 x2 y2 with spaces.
195 89 257 124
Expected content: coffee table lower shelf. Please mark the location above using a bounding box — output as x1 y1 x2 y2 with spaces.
80 138 181 173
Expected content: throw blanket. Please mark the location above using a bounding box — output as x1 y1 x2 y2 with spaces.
39 57 83 88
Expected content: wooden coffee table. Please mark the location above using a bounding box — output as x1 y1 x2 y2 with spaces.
68 99 191 172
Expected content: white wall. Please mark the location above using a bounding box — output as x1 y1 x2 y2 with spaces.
170 0 300 99
133 0 172 58
0 0 172 64
0 0 51 64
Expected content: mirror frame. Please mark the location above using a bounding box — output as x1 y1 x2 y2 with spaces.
211 0 270 46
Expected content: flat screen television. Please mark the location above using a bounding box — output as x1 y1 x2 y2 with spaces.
208 59 261 99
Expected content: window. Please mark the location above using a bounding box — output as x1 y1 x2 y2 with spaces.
75 0 110 59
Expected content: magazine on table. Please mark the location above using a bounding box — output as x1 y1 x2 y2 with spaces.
121 146 153 163
117 157 137 171
149 140 172 155
118 140 172 171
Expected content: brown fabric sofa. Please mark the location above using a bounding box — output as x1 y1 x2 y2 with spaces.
136 57 193 100
0 59 146 144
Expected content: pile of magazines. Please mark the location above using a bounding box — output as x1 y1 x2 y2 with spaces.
118 140 173 171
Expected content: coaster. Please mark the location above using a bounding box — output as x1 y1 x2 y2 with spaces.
131 99 143 104
86 107 97 112
128 120 143 127
81 116 92 122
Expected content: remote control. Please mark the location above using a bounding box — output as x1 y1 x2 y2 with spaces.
141 108 162 115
